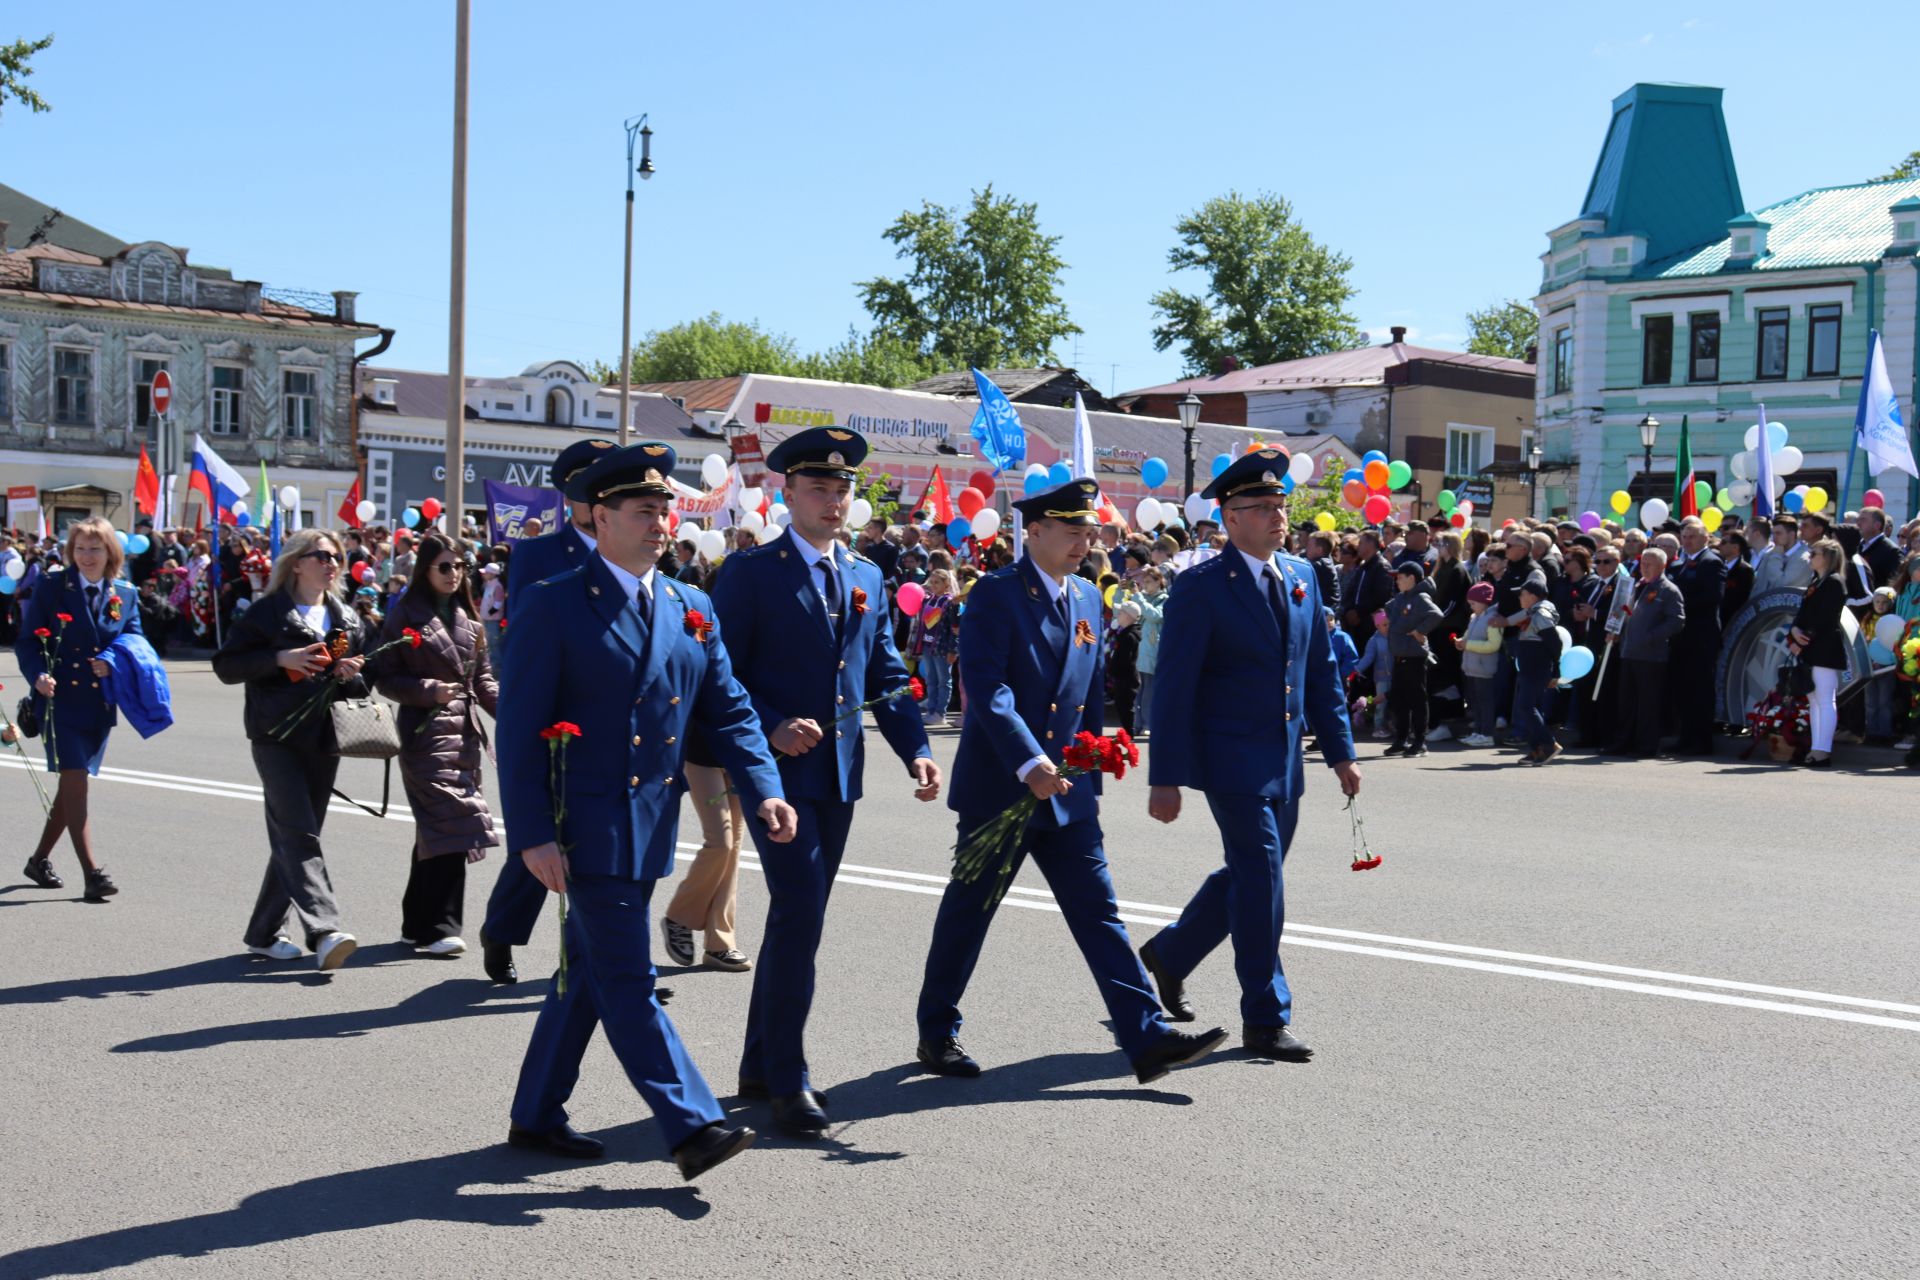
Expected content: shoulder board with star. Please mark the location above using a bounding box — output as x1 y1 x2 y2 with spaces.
1185 551 1230 577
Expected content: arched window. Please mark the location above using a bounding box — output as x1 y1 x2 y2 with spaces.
545 388 571 425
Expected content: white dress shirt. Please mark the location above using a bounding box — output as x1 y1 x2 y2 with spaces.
597 554 656 609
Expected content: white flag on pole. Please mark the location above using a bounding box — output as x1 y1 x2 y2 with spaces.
1071 392 1095 481
1856 330 1918 480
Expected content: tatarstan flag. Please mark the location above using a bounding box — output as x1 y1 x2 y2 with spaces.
1673 414 1697 517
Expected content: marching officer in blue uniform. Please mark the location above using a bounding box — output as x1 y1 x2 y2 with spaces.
710 425 941 1138
16 516 142 902
498 442 798 1181
914 478 1229 1085
1140 448 1361 1063
481 435 621 983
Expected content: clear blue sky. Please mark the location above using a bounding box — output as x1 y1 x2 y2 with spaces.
9 2 1916 395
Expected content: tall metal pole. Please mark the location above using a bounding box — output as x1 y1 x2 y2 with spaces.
619 116 653 448
445 0 470 531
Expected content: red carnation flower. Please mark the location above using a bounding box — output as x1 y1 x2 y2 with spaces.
1113 727 1140 769
402 627 424 648
909 676 926 701
851 586 869 616
33 627 50 638
685 609 714 642
54 613 73 624
1291 582 1307 603
1350 855 1383 872
539 722 584 741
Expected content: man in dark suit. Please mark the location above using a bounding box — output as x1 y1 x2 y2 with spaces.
1858 506 1902 591
1717 532 1754 628
1142 448 1361 1063
1607 546 1687 757
499 442 796 1181
1304 531 1340 616
914 478 1228 1087
480 436 622 983
1668 517 1727 754
711 426 941 1139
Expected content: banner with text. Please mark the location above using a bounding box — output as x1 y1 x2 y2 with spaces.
483 479 565 543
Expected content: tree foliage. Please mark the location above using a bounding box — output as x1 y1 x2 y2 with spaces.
858 185 1079 371
1 33 54 118
1150 191 1362 376
592 314 942 389
1874 151 1920 182
1464 299 1540 361
794 328 942 388
1288 465 1360 534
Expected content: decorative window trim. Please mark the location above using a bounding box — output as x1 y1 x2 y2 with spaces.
51 345 97 428
1741 284 1853 320
129 353 172 431
47 322 106 348
1630 294 1729 330
280 365 322 441
205 338 246 360
1444 423 1495 477
124 332 187 357
208 361 249 437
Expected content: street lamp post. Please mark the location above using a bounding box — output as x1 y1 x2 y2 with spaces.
1638 413 1660 502
1176 391 1203 496
445 0 470 530
618 114 655 447
1527 443 1542 519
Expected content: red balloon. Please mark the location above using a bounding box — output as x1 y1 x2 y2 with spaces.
1362 494 1391 524
1449 511 1467 529
420 497 443 520
969 470 996 499
955 487 986 519
352 561 373 583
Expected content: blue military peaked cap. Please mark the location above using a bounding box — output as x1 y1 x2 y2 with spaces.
1201 446 1293 503
1011 477 1101 527
577 441 679 503
766 426 868 479
554 437 623 501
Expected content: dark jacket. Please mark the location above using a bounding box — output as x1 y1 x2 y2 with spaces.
1720 556 1754 627
1861 534 1901 593
1791 575 1850 670
1349 552 1395 620
1552 571 1605 650
374 590 501 859
213 589 372 748
1429 558 1471 638
1618 575 1686 663
1384 585 1444 659
1307 554 1340 615
1669 549 1727 646
1495 554 1541 621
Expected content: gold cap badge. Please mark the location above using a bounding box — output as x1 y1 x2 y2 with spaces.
642 444 668 456
826 429 853 441
828 451 845 465
1259 449 1280 459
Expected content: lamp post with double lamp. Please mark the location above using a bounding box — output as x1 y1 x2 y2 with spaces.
1638 413 1660 503
1177 390 1203 497
1527 443 1542 519
618 114 656 447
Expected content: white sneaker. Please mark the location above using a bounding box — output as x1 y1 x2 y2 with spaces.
423 936 466 957
1897 739 1916 752
1426 725 1453 742
315 932 358 972
247 937 301 961
1462 733 1494 747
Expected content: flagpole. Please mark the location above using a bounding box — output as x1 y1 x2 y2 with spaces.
1840 330 1877 518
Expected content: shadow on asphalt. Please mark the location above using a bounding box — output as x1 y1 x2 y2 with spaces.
1 947 456 1007
0 1120 709 1279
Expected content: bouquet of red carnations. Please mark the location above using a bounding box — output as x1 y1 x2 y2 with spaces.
1744 690 1810 762
952 728 1139 907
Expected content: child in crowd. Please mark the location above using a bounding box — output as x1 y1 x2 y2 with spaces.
1456 582 1503 747
1357 610 1394 739
1326 607 1359 685
910 568 960 725
1509 573 1563 765
1108 599 1142 734
1383 562 1444 757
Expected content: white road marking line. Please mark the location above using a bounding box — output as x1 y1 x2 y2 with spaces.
8 756 1911 1032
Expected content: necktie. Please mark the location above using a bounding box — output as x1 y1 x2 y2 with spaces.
817 559 842 644
1264 566 1290 644
86 584 100 620
633 581 652 653
1053 585 1069 625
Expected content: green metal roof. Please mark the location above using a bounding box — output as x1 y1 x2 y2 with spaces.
1650 176 1920 277
1581 84 1744 264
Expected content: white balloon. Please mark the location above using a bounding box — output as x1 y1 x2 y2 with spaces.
1727 480 1755 504
3 559 23 579
1640 498 1670 528
754 522 781 545
972 508 1001 539
1134 497 1163 529
741 510 765 534
737 486 763 511
231 499 249 516
1183 493 1209 524
1876 614 1907 650
700 453 729 488
1743 421 1791 452
1790 484 1809 497
1769 473 1787 498
1287 451 1315 484
1729 451 1755 481
1025 463 1048 480
697 529 726 561
846 497 874 528
770 506 792 528
356 499 378 522
279 485 300 510
1774 445 1803 476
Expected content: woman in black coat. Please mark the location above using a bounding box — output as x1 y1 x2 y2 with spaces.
1788 538 1849 769
213 529 373 970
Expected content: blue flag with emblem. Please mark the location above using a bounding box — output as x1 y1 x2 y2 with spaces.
968 368 1026 473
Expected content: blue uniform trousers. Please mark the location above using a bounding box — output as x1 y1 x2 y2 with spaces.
916 814 1166 1062
739 797 856 1095
483 855 548 947
509 874 722 1152
1150 792 1300 1028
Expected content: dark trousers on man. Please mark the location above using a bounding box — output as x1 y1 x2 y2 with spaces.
1671 634 1721 753
1612 658 1669 756
1388 655 1429 744
483 854 548 947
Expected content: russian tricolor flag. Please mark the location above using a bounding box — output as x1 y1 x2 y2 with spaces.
188 434 249 525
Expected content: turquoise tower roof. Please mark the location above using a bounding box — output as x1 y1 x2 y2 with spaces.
1580 83 1745 264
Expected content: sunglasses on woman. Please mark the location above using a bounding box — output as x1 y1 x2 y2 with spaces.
304 550 343 565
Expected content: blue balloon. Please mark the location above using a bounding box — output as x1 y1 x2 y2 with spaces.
236 512 252 527
1281 475 1296 494
1362 450 1388 467
1048 462 1073 486
1024 473 1049 497
127 534 151 555
402 507 422 528
1342 468 1364 485
1140 457 1169 490
1211 453 1232 479
771 491 785 506
0 575 15 594
115 530 130 549
947 517 973 547
1559 645 1596 682
1782 490 1805 513
1208 505 1221 522
1869 640 1897 666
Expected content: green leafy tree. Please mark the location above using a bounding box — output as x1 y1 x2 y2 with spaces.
1874 151 1920 182
1288 466 1359 534
852 464 900 524
795 328 943 389
1150 191 1362 376
1 33 54 118
1464 300 1540 361
606 312 803 382
858 186 1079 370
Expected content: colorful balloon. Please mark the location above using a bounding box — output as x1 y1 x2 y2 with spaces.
1782 490 1804 512
1140 457 1169 489
969 470 996 499
1212 454 1232 479
1342 468 1364 485
955 487 986 519
701 453 729 488
1578 511 1601 532
1315 511 1338 532
1048 462 1073 486
402 508 421 528
420 497 443 520
897 582 926 616
1559 646 1595 682
1714 489 1733 510
1362 494 1391 523
946 517 972 547
1024 472 1049 497
1693 480 1713 510
1362 450 1388 467
971 508 1001 539
1804 486 1829 512
356 499 378 523
1437 489 1457 513
1864 488 1886 508
1342 480 1369 509
1702 507 1723 533
1288 452 1315 484
1363 460 1390 490
1609 490 1631 515
1387 460 1413 491
1448 511 1467 529
1134 497 1163 529
1640 498 1669 528
846 497 873 528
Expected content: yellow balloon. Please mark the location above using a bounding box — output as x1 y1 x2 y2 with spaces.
1103 584 1118 608
1804 486 1829 512
1610 490 1631 515
1701 507 1723 532
1315 511 1338 532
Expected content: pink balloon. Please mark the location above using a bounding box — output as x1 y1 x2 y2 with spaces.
896 582 926 616
1864 488 1886 508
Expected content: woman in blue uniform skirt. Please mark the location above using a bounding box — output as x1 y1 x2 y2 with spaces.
15 516 141 902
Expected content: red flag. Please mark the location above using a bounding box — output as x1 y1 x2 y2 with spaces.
134 446 161 517
916 467 954 524
337 478 364 528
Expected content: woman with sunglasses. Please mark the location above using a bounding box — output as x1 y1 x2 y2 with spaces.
372 533 500 955
213 529 371 971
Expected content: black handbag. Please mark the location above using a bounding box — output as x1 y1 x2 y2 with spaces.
14 695 38 739
1783 657 1815 698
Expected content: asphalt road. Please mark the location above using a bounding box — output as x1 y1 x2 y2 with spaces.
1 652 1915 1279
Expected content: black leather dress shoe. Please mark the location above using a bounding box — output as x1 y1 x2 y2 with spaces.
916 1036 982 1077
737 1078 829 1105
770 1091 830 1138
1243 1023 1314 1062
673 1122 757 1181
507 1122 605 1159
479 930 518 984
22 857 63 890
1138 937 1194 1022
82 869 118 901
1132 1025 1230 1085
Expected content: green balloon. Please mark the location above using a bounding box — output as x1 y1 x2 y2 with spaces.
1387 460 1413 491
1693 480 1713 508
1715 488 1733 509
1437 489 1457 513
